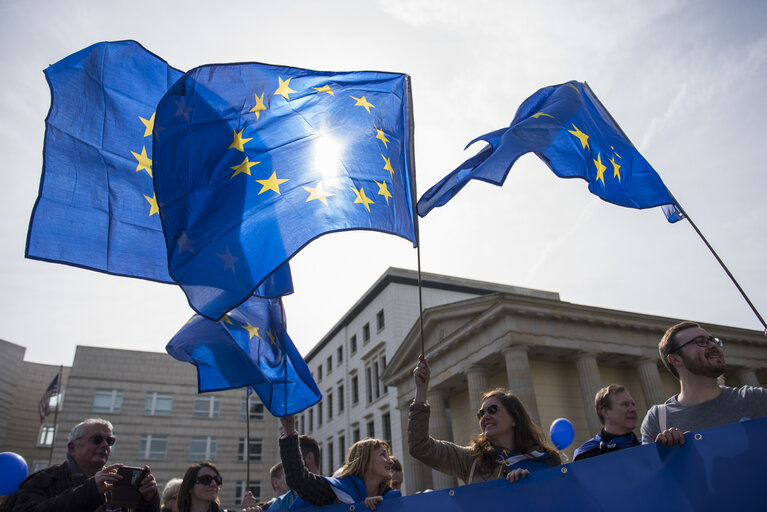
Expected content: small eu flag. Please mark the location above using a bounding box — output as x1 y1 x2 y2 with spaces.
166 296 320 416
417 81 681 221
153 63 417 319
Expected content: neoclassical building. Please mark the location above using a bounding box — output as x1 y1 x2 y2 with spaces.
381 286 767 493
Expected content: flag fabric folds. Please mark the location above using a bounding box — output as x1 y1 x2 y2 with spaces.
153 63 417 319
38 374 59 423
166 296 320 416
26 40 184 282
417 81 681 221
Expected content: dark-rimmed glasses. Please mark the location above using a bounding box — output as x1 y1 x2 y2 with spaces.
81 434 116 446
195 474 223 486
672 336 723 353
476 404 499 420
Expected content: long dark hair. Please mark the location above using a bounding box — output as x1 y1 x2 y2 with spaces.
177 462 221 511
470 389 561 473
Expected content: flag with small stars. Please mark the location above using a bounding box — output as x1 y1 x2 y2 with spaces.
416 81 682 221
153 63 417 319
166 296 320 416
25 41 294 298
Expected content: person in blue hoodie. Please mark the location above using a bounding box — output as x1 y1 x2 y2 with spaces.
574 384 641 461
278 416 400 510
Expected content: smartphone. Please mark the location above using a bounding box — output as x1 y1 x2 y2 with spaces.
111 466 148 508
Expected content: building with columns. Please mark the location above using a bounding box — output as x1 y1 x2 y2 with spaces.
381 287 767 493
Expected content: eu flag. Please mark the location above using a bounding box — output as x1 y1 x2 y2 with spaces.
417 81 681 221
166 296 320 416
153 63 417 319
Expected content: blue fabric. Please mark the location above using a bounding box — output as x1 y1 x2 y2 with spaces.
153 63 417 319
165 296 320 416
417 81 681 222
573 431 640 460
289 475 400 508
25 40 294 298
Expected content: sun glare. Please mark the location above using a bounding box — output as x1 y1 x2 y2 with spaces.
314 131 343 183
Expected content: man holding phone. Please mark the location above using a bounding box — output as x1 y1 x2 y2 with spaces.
9 418 160 512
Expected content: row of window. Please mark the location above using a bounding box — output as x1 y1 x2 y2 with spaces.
317 411 393 476
317 309 385 381
91 391 264 420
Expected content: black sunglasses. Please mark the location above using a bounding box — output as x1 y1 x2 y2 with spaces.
476 403 499 420
84 434 116 446
195 474 223 486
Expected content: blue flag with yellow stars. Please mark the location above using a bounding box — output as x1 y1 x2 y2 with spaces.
25 40 294 297
166 296 320 416
417 81 683 221
153 63 417 319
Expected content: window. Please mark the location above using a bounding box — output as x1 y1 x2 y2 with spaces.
362 323 370 343
376 309 385 331
328 441 334 475
367 420 375 438
317 364 323 382
93 389 122 414
382 412 392 450
337 346 343 364
350 335 357 354
193 396 220 418
241 397 265 420
338 384 345 413
31 461 49 473
139 435 168 460
38 424 55 447
308 409 314 433
237 439 263 461
365 366 373 404
190 436 217 460
338 435 346 466
145 392 173 416
365 351 388 403
328 392 333 420
352 427 361 443
300 413 305 433
318 402 323 426
351 375 359 404
235 481 261 504
327 356 332 375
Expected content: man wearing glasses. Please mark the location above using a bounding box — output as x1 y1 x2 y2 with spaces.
9 418 160 512
640 321 767 445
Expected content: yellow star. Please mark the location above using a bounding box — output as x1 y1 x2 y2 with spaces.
131 146 153 178
256 172 290 195
375 126 389 148
381 154 394 178
139 112 155 137
228 129 253 152
351 186 374 212
313 85 337 95
221 314 233 325
243 323 261 339
531 111 554 119
217 247 238 273
177 231 195 254
274 77 296 100
375 180 392 205
303 182 335 206
185 315 198 326
594 152 607 186
351 96 374 113
230 156 259 178
568 124 589 150
143 193 159 216
610 156 621 182
567 83 581 94
267 329 276 346
250 92 267 120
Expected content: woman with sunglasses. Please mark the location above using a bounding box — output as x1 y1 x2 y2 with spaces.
409 355 560 486
176 463 226 512
278 416 400 510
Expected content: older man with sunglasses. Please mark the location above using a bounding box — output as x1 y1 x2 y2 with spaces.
9 418 159 512
640 321 767 445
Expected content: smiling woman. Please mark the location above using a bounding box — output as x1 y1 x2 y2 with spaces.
176 462 224 512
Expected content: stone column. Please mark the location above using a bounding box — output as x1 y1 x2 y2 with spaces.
428 389 458 490
574 352 602 434
502 345 540 425
738 367 760 387
465 365 489 414
636 358 667 408
398 402 426 494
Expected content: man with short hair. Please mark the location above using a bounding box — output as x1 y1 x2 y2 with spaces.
267 435 321 510
573 384 640 461
641 321 767 445
270 462 289 497
10 418 159 512
389 457 403 491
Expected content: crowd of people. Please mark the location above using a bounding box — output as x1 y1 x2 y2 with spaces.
2 321 765 511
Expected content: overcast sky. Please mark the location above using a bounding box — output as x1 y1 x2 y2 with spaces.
1 0 765 367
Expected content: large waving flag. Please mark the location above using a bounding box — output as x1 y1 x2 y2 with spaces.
417 81 682 221
153 63 417 319
25 40 293 297
166 296 320 416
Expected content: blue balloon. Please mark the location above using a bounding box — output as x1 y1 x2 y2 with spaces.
0 452 29 495
549 418 575 450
